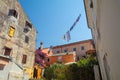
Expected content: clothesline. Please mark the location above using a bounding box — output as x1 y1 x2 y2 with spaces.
62 14 81 42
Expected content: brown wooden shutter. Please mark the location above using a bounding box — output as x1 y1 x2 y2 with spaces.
22 55 27 64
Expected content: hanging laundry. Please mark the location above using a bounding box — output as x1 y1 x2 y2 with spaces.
69 14 81 31
66 31 71 42
62 14 81 42
62 34 66 40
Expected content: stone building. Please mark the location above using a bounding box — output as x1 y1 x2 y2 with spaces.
0 0 37 80
84 0 120 79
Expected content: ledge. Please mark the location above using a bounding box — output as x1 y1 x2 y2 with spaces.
0 54 23 70
51 51 76 56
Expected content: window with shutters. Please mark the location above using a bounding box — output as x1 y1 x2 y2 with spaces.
22 55 27 64
8 9 18 18
8 26 15 37
4 47 11 56
25 36 29 43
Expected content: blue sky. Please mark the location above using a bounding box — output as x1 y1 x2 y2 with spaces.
19 0 92 48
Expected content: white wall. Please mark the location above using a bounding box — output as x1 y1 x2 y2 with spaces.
93 0 120 80
85 0 120 79
100 0 120 79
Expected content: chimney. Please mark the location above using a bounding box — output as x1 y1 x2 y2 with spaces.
39 42 43 49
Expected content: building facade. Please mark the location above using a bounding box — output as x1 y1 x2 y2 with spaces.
52 39 95 61
36 40 94 66
0 0 37 80
46 51 76 65
84 0 120 80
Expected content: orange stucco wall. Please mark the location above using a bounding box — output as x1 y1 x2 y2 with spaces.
46 54 75 65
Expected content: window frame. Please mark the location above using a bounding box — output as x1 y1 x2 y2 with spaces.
56 50 60 53
73 48 76 51
25 21 32 29
64 49 68 53
8 9 18 18
22 54 27 64
90 0 93 8
25 36 29 43
81 46 85 50
23 28 29 33
4 47 12 56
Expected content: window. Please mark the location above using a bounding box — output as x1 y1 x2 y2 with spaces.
4 47 11 56
56 50 60 53
23 21 32 33
8 9 18 18
0 64 5 70
81 46 85 50
23 28 29 33
64 49 68 53
58 56 62 62
8 26 15 37
25 36 29 43
90 0 93 8
47 58 50 62
22 55 27 64
73 48 76 51
26 21 32 29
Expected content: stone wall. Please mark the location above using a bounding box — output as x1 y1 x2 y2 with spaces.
0 0 36 68
0 0 37 80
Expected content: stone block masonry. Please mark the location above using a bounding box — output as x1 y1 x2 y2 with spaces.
0 0 37 80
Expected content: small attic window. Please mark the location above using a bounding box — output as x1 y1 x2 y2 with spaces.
90 0 93 8
8 9 18 18
25 21 32 29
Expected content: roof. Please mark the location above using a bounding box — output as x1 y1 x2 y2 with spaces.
42 48 53 56
53 39 93 49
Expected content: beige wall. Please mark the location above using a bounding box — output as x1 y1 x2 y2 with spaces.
85 0 120 80
0 0 37 68
53 40 94 61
